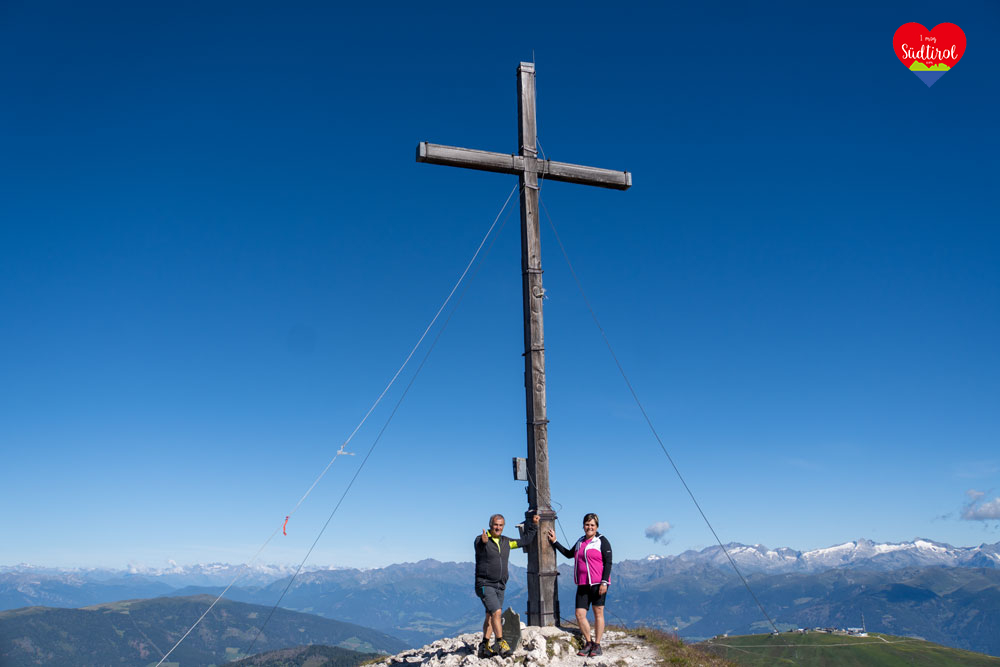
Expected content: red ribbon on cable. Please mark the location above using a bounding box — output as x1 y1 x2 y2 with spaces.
283 516 289 536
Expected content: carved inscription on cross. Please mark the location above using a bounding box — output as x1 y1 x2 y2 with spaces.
416 62 631 627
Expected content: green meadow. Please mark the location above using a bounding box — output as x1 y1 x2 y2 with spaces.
697 632 1000 666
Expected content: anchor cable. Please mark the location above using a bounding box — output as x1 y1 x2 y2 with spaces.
538 196 780 635
242 186 522 657
155 183 520 666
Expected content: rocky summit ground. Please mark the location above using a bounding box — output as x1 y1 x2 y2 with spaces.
370 625 692 667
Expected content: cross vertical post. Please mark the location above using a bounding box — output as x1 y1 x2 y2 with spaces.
415 61 630 628
516 62 558 627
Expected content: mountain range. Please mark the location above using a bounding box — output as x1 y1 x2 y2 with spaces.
5 537 996 590
3 538 999 656
651 537 1000 573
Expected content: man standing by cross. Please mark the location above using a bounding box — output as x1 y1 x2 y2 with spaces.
474 512 539 657
417 62 630 627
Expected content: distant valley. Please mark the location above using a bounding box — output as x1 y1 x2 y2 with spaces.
0 595 403 666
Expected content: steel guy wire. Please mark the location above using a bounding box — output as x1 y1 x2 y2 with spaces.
243 187 522 658
154 183 520 666
287 181 521 520
538 196 780 635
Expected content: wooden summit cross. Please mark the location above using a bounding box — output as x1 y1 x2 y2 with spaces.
417 62 631 627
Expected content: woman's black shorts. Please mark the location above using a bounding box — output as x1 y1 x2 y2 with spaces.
575 584 606 610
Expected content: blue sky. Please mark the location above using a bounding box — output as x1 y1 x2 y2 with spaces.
1 1 998 570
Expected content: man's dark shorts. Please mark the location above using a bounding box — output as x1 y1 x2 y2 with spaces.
476 584 504 613
575 584 606 610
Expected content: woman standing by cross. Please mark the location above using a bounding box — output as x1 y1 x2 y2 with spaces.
548 513 613 657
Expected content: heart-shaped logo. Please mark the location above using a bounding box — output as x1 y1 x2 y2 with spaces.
893 23 966 87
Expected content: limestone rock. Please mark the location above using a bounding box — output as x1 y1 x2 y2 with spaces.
371 628 662 667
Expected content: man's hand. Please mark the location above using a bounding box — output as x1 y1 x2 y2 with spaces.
546 528 556 543
481 529 489 543
599 583 608 595
532 514 540 525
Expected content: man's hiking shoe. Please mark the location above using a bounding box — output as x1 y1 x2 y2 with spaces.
478 640 495 658
577 641 593 656
497 639 513 658
588 643 603 657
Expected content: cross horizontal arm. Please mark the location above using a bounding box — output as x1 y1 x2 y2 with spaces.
416 142 631 190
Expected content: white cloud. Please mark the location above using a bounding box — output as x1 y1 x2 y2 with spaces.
645 521 672 544
961 490 1000 521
